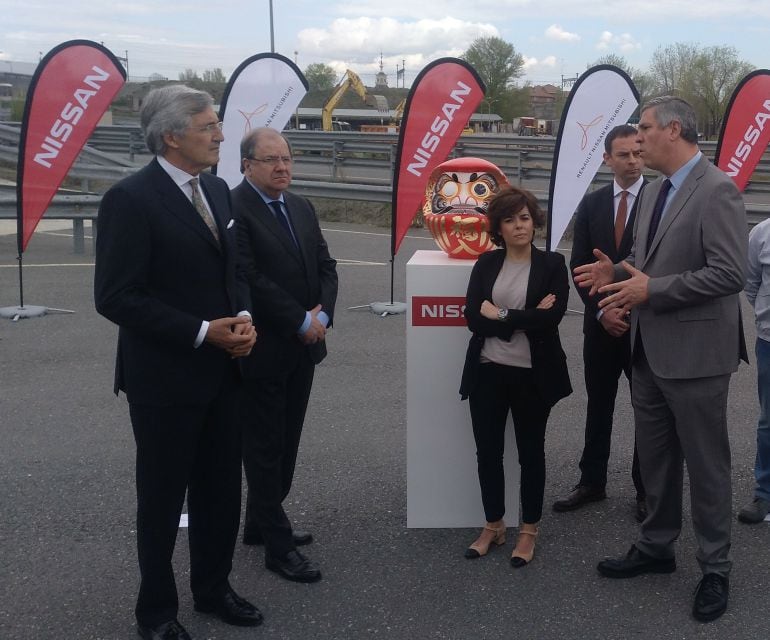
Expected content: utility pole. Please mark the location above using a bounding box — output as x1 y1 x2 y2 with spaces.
269 0 275 53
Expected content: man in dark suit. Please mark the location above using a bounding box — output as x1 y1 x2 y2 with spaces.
553 125 647 521
94 85 261 640
232 127 338 583
575 96 748 622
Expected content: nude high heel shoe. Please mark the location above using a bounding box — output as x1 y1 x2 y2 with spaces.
464 521 507 559
511 522 539 568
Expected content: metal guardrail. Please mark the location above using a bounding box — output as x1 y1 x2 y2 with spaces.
2 123 770 256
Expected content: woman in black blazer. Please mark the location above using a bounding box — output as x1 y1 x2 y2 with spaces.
460 185 571 567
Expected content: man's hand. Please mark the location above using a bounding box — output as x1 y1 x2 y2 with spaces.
300 303 326 345
205 316 256 357
599 307 630 337
573 249 615 296
598 261 650 314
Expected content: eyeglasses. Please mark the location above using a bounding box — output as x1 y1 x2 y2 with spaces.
246 155 293 166
193 121 224 133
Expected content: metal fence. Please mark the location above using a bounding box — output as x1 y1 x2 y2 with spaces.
2 123 770 222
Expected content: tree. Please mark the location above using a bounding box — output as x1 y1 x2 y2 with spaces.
178 68 201 82
589 54 653 111
648 43 754 138
202 68 227 83
462 37 525 116
688 46 754 138
304 63 337 92
648 43 699 95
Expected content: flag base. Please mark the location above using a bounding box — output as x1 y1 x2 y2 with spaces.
0 305 48 320
369 301 407 316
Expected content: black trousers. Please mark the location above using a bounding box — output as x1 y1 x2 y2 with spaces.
580 328 645 498
468 362 550 524
242 357 315 557
128 368 242 627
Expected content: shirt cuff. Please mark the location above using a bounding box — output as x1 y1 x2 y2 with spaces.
194 320 209 348
317 310 330 327
297 311 311 335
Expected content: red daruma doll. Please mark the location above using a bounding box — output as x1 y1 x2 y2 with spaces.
422 157 509 259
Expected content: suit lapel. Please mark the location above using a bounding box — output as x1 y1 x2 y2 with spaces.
644 158 706 263
241 181 304 266
149 160 222 251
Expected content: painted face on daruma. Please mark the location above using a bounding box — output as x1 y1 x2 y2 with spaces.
422 157 508 259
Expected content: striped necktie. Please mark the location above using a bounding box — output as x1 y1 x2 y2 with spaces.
189 177 220 244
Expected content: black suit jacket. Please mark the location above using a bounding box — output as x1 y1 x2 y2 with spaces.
94 158 246 405
460 246 572 407
570 180 646 335
232 179 338 378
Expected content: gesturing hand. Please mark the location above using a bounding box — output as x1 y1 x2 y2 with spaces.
573 249 615 296
598 261 650 314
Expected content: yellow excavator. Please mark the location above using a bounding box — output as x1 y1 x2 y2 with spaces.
322 69 381 132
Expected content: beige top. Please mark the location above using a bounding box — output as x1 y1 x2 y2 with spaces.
480 258 532 368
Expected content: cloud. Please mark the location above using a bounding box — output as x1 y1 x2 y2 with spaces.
596 31 641 53
545 24 580 43
522 55 557 73
296 16 497 78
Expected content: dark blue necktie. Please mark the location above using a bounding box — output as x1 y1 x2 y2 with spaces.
646 178 672 253
269 200 297 248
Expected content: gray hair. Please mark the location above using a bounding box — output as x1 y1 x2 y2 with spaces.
239 127 292 173
641 96 698 144
141 85 214 155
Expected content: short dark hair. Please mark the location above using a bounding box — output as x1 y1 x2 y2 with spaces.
486 185 544 247
604 124 638 154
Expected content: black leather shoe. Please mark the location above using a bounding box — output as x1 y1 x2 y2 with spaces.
635 498 648 523
243 529 314 546
194 587 263 627
137 620 192 640
553 485 607 512
266 550 322 583
693 574 729 622
597 544 676 578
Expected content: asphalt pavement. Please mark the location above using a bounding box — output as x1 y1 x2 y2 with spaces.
1 221 768 640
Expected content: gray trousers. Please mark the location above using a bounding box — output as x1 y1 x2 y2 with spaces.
632 348 732 576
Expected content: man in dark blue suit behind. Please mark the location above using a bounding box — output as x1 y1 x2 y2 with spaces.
553 124 647 521
95 85 261 640
232 128 338 584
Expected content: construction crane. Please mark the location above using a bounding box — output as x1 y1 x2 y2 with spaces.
322 69 379 132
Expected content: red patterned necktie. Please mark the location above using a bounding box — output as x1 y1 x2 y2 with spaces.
614 190 628 251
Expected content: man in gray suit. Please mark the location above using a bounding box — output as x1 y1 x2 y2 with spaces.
574 96 748 623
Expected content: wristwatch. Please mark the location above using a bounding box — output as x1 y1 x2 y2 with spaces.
497 307 509 321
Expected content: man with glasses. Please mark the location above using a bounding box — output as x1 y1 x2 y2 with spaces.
95 85 261 639
233 127 338 583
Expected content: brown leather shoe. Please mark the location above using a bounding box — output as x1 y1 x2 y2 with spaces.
552 485 607 512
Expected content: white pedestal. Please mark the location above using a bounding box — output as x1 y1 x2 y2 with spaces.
406 250 519 528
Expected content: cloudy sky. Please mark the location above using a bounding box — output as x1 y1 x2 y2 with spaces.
2 0 769 86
